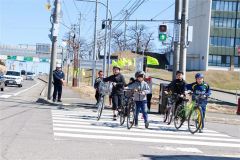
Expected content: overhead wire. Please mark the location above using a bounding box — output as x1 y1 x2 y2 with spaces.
62 0 73 24
151 2 175 20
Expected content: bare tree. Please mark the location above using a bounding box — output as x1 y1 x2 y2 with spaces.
112 29 125 52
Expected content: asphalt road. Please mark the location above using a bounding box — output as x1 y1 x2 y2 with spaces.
0 79 239 160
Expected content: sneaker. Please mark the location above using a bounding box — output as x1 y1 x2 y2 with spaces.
145 122 149 129
113 115 117 121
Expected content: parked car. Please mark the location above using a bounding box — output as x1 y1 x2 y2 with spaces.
0 74 5 91
4 71 23 87
26 72 35 80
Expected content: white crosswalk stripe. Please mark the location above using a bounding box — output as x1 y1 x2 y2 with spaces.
51 108 240 149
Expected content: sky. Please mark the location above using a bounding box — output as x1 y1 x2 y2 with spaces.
0 0 175 51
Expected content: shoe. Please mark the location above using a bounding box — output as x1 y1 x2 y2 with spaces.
145 122 149 129
113 115 117 121
199 129 203 133
53 99 56 102
57 100 62 102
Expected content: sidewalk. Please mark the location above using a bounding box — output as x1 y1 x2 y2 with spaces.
37 83 96 108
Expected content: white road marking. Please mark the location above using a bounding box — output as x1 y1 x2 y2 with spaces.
13 81 40 96
0 94 12 98
54 132 240 148
51 109 240 149
52 124 240 143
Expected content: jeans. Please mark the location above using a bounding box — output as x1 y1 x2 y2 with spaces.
135 100 148 125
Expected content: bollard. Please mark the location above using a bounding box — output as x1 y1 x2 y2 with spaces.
237 98 240 115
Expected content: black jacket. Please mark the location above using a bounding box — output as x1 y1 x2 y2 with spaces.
166 79 186 95
104 73 125 95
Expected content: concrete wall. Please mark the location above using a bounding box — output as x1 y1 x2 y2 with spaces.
188 0 212 71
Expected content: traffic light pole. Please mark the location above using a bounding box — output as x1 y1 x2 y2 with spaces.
180 0 189 80
47 0 61 100
92 0 98 86
172 0 181 80
103 0 108 76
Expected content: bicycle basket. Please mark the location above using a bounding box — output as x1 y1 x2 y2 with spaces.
98 82 112 95
124 89 134 98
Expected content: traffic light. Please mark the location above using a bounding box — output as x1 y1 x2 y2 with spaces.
159 25 167 32
158 24 167 42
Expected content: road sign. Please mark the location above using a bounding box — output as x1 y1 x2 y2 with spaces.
7 56 17 60
79 60 103 70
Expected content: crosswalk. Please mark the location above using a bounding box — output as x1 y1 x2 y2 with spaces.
0 94 12 98
51 108 240 149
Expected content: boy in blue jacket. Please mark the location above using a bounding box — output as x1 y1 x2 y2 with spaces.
187 73 211 133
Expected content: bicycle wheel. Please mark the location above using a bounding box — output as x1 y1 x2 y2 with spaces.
168 106 175 125
97 96 104 121
174 104 185 130
188 106 202 134
119 106 126 125
127 102 135 129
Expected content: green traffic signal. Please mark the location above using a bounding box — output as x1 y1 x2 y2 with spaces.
159 33 167 41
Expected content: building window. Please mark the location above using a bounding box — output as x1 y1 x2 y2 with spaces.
209 55 232 67
234 56 240 67
212 1 217 10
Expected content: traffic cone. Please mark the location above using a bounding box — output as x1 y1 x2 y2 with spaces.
237 98 240 115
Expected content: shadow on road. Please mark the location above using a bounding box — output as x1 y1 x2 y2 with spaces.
142 155 239 160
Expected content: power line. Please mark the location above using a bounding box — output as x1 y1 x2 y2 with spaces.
151 2 175 20
62 0 73 24
113 0 134 19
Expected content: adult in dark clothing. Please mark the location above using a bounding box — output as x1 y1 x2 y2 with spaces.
94 71 104 103
53 64 65 102
104 66 126 120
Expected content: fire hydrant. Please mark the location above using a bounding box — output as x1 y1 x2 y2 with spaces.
237 98 240 115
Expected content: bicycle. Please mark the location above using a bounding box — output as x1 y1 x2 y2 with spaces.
96 81 112 121
174 93 203 134
163 92 181 125
118 89 135 127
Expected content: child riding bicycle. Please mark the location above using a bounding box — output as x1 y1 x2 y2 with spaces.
186 73 211 133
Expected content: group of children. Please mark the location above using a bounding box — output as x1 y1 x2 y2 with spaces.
94 67 211 132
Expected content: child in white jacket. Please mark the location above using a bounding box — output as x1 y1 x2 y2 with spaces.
127 71 150 128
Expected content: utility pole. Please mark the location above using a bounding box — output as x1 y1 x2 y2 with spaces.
47 0 61 100
92 0 98 86
103 0 108 76
77 13 81 86
107 20 112 77
124 10 128 51
135 20 138 54
172 0 181 80
179 0 188 80
72 25 79 87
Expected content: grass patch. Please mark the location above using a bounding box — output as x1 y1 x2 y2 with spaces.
148 68 240 91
